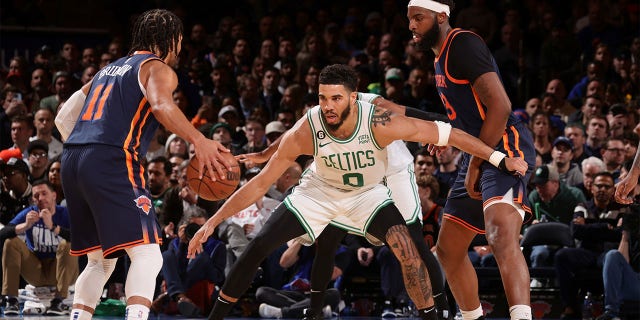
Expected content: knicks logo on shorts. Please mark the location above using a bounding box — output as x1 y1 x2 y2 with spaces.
134 195 152 214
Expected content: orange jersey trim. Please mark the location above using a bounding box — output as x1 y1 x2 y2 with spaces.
123 97 148 189
443 213 485 234
70 245 103 257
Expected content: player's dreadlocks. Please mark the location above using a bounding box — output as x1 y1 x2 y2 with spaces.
129 9 183 60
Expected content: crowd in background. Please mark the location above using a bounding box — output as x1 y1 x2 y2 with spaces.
0 0 639 318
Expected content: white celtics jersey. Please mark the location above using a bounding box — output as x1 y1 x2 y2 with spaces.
386 140 414 174
306 101 388 191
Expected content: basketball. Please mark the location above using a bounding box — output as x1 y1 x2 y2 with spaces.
186 152 241 201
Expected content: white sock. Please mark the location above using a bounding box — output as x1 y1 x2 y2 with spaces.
125 304 150 320
69 309 92 320
461 305 483 320
509 304 532 320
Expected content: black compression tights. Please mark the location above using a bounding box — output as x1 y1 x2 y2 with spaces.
209 205 306 320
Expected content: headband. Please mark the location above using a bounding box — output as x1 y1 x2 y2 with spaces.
408 0 450 16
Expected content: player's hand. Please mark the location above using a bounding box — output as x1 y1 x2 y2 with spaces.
187 219 218 258
465 159 482 200
236 151 270 165
426 144 446 156
614 173 638 204
502 157 528 177
193 136 231 181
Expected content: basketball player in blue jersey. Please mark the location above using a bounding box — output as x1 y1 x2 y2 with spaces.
408 1 536 320
188 64 527 320
55 9 232 320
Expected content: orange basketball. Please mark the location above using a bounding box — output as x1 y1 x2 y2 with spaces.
186 153 241 201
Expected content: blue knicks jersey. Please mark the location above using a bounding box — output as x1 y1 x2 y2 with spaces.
434 29 521 143
66 52 161 156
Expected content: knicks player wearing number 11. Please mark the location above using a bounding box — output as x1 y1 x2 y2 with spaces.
187 64 527 320
55 9 232 320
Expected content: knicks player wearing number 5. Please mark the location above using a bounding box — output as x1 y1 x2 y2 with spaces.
55 9 232 320
408 1 537 320
188 64 527 320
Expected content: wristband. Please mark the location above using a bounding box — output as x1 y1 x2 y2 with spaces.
434 121 451 146
357 92 381 103
489 151 506 168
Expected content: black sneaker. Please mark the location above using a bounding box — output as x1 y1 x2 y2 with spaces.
4 296 20 316
302 307 323 320
45 297 70 315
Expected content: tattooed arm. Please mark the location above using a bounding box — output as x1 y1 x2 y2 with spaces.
371 106 527 175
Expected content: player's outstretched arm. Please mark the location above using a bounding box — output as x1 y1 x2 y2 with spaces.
143 60 231 179
358 92 449 122
188 119 313 258
375 108 526 175
236 134 283 165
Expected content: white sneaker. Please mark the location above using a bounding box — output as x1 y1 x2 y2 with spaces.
530 279 543 288
322 305 332 318
22 300 46 315
259 303 283 319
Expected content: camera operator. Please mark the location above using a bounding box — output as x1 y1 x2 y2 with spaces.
152 207 227 317
598 205 640 320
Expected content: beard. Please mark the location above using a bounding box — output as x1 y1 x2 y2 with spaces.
415 19 441 52
324 102 351 131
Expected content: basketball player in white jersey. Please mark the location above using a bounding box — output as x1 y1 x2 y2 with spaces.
238 93 453 319
188 64 527 320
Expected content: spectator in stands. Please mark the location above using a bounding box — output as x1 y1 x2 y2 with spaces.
528 165 586 271
30 108 62 160
265 162 302 202
546 79 576 123
601 138 626 180
1 180 77 316
39 71 73 114
80 47 97 69
275 109 297 130
434 145 460 190
264 121 286 146
567 62 604 106
575 157 607 201
555 172 625 319
153 207 226 317
241 119 267 154
551 136 583 186
10 114 34 160
99 52 114 69
606 104 629 140
80 65 98 85
165 133 190 160
597 205 640 320
417 174 443 249
46 159 64 205
259 67 282 119
27 139 50 182
585 115 610 158
256 240 341 319
26 67 51 111
531 111 554 164
564 123 592 166
147 156 172 215
568 95 605 129
216 106 247 152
